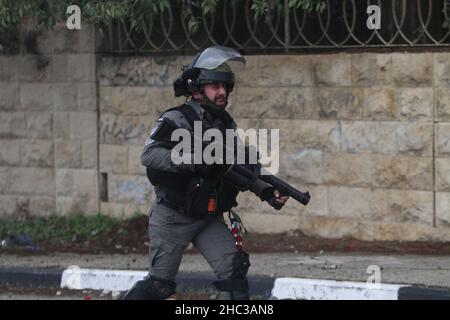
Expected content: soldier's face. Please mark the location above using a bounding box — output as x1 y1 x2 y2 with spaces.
203 83 228 108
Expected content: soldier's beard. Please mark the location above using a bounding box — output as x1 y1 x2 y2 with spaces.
200 94 228 117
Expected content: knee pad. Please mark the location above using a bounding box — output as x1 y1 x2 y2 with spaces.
123 275 176 300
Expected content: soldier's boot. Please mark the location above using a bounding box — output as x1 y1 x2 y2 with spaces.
122 275 176 300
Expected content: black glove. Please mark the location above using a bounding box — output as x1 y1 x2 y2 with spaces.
266 192 285 210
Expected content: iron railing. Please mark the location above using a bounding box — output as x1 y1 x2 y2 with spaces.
103 0 450 54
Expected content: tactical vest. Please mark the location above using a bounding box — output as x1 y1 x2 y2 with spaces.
146 103 240 217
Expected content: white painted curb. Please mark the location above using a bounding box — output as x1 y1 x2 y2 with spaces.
61 267 147 291
271 277 408 300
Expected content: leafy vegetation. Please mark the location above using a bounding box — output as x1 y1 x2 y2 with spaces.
0 0 325 33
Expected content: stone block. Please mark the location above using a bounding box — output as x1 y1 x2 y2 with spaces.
151 56 192 87
26 112 52 139
396 88 433 121
79 25 96 53
234 56 260 87
16 54 51 82
98 56 153 86
100 144 128 174
393 53 433 86
56 169 73 196
70 112 97 140
328 186 388 220
57 196 99 215
99 86 151 115
82 139 97 169
30 196 56 216
328 186 432 225
261 119 341 153
53 24 81 53
0 56 16 82
21 84 53 111
324 153 432 190
100 201 125 219
436 158 450 192
340 121 432 156
0 195 18 217
53 112 70 139
435 53 450 87
128 145 145 175
386 190 433 225
78 83 96 111
233 87 292 119
67 54 95 82
259 55 314 87
392 122 432 157
0 140 20 166
100 113 154 145
72 169 99 199
0 112 26 139
8 167 54 196
369 155 433 191
21 139 54 167
436 192 450 226
55 139 82 168
0 83 19 111
316 88 363 120
109 174 152 205
282 149 328 186
286 88 316 119
123 203 149 218
312 54 351 87
0 167 9 193
239 212 299 234
435 123 450 156
52 54 67 82
53 84 78 111
351 54 392 86
436 88 450 122
363 87 396 120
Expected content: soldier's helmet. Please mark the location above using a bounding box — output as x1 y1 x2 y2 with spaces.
173 46 246 97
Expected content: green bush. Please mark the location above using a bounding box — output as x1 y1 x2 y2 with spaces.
0 213 121 242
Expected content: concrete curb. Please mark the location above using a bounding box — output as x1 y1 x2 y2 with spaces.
0 267 275 298
1 266 450 300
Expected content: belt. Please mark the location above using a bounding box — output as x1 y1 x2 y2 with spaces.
159 198 181 211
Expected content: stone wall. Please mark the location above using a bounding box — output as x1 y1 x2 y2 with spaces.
2 25 450 241
97 52 450 241
0 25 98 218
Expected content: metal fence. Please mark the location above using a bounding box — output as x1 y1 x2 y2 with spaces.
103 0 450 54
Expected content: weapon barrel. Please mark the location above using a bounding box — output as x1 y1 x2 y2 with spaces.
259 174 311 206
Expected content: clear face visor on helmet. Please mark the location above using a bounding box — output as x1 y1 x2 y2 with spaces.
191 46 246 72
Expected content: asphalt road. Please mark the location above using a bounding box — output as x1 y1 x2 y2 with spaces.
2 252 450 288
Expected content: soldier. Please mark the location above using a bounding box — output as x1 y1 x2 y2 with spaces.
124 46 289 300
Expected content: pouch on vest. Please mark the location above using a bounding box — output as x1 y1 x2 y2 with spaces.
184 176 216 217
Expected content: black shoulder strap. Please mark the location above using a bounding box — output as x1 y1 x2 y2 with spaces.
174 104 201 127
159 104 200 130
161 103 235 130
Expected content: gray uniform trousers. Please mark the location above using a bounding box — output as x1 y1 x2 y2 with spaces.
149 199 238 281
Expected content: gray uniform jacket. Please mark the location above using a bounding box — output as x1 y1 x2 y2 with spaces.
141 100 238 201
